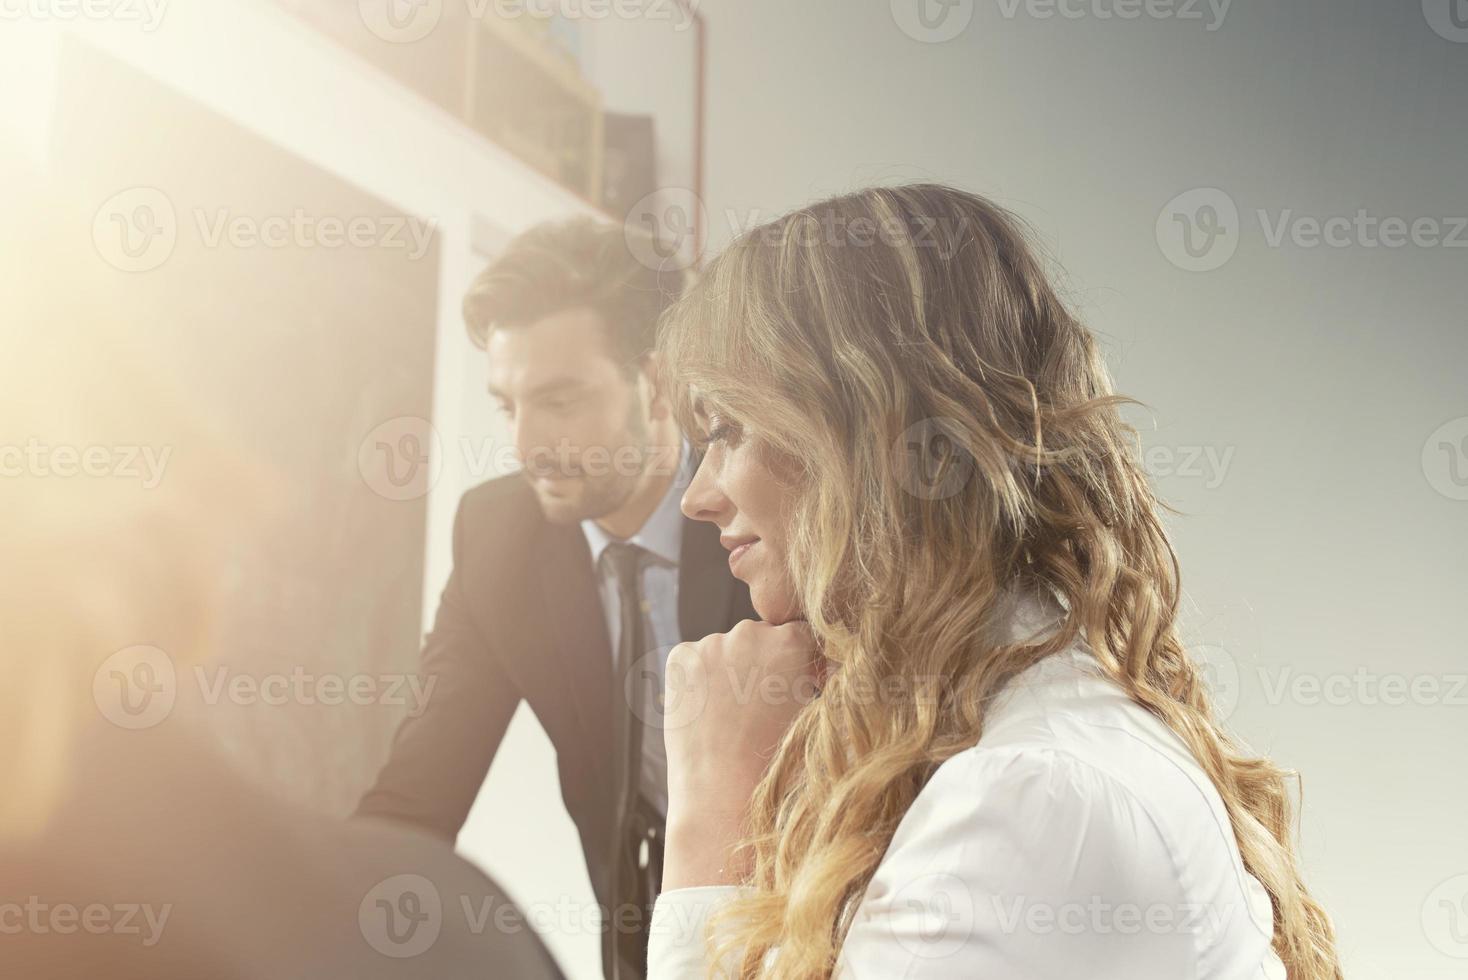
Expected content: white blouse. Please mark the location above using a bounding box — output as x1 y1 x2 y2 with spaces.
648 590 1285 979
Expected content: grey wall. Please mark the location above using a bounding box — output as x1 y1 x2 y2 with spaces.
691 2 1467 975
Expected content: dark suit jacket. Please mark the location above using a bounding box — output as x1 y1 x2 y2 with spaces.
355 471 757 975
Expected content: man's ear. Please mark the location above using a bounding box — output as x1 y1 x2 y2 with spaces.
639 352 672 422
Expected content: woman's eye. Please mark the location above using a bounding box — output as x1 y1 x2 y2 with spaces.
706 420 740 446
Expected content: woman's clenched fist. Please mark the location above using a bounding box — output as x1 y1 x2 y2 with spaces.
660 619 823 889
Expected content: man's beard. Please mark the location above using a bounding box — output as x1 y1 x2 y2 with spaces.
529 410 651 525
533 466 636 525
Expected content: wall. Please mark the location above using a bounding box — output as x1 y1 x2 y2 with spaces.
692 2 1467 976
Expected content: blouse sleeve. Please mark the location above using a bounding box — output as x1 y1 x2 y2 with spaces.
648 884 748 978
834 746 1200 980
649 747 1201 979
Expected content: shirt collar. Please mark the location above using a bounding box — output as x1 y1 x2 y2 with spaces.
580 439 693 567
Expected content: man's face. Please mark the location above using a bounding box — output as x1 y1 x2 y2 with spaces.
485 307 656 524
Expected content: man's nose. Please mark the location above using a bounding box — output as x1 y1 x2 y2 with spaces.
513 414 559 473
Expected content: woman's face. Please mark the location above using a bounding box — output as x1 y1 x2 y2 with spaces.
680 409 802 625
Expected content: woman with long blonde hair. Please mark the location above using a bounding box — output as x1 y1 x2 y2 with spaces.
647 184 1340 978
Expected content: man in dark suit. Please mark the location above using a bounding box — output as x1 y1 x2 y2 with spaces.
355 218 756 980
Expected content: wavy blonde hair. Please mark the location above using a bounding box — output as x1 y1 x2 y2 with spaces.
656 184 1340 978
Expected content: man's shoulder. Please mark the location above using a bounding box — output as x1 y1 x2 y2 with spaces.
454 473 546 551
461 471 540 516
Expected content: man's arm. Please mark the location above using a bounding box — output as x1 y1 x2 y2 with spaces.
355 494 521 842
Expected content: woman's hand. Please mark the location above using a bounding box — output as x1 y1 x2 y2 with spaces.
660 619 823 890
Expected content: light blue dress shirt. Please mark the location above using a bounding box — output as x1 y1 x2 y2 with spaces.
580 440 694 817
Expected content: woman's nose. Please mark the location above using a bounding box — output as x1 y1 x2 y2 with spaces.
680 452 730 524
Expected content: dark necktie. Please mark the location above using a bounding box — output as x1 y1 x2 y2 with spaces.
600 541 662 980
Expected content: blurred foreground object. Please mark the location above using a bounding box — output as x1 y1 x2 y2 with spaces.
0 165 562 980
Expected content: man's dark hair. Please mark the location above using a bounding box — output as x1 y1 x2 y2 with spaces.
462 217 684 369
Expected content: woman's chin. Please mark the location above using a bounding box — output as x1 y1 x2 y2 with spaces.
751 584 803 626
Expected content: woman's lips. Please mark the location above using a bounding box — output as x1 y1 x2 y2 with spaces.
728 539 757 574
